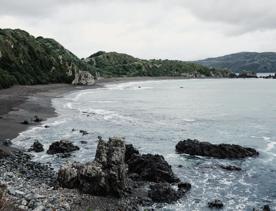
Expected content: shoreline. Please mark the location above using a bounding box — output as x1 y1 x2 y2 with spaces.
0 76 271 143
0 76 211 143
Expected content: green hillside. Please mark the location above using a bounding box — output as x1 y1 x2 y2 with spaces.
0 28 95 89
196 52 276 73
87 51 232 78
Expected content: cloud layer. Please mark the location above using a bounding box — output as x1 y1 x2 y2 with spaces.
0 0 275 60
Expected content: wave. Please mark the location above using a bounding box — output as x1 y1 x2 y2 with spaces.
105 81 155 90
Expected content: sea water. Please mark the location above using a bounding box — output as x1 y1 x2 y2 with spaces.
13 79 276 210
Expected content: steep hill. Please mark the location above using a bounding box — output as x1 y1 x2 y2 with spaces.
0 28 95 89
87 51 232 78
196 52 276 73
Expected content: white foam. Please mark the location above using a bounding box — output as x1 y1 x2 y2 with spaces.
266 142 276 151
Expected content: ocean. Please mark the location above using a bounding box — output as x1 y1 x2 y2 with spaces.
13 79 276 210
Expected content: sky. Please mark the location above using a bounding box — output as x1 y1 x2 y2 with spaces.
0 0 276 60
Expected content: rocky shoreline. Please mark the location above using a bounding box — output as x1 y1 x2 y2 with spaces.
0 79 274 211
1 136 272 211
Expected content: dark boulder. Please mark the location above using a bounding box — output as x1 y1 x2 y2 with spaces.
79 130 89 136
263 205 271 211
0 146 12 158
47 140 80 155
176 139 259 159
2 140 12 147
178 182 192 192
58 137 127 197
148 182 190 203
208 199 224 209
33 115 43 123
220 165 241 171
21 120 29 125
127 154 180 183
28 140 44 152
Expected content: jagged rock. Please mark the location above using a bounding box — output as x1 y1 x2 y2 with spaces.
47 140 79 155
28 140 44 153
125 144 139 162
220 165 241 171
72 71 95 85
208 199 224 209
127 153 180 183
176 139 259 159
148 183 188 203
58 137 127 197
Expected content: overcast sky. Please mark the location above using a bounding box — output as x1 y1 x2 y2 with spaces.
0 0 276 60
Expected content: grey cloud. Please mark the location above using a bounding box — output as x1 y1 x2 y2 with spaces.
179 0 276 34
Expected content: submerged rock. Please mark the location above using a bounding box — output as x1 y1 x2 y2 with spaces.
58 137 127 197
127 153 180 183
79 130 89 136
176 139 259 159
47 140 79 155
220 165 241 171
28 140 44 153
208 199 224 209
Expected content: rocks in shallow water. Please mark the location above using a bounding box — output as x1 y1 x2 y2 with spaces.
220 165 241 171
33 115 43 123
28 140 44 153
47 140 80 155
148 182 189 203
21 120 29 125
176 139 259 159
127 153 180 183
79 130 89 136
80 141 88 144
2 140 12 147
263 205 271 211
208 199 224 209
58 137 127 197
177 182 192 192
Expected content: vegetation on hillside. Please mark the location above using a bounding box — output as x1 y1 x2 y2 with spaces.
87 51 231 78
196 52 276 73
0 28 95 89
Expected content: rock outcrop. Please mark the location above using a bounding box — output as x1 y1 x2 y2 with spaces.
58 137 127 197
176 139 259 159
72 71 95 86
28 140 44 153
47 140 79 155
125 144 179 183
